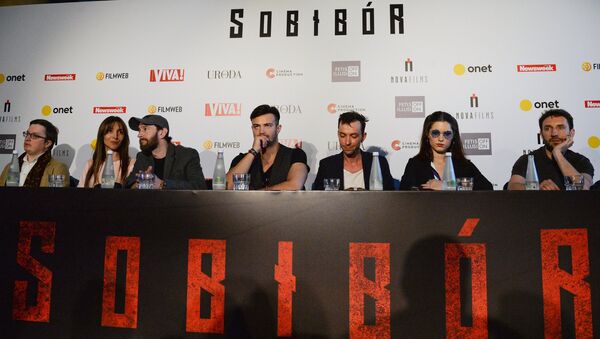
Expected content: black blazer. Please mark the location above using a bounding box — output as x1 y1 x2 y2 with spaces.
399 156 493 190
125 143 207 190
312 151 395 190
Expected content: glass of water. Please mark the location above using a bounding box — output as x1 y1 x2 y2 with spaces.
138 172 155 189
323 178 341 191
233 173 250 191
564 175 584 191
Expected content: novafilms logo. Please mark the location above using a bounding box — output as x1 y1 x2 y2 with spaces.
517 64 556 72
44 74 76 81
205 103 242 117
584 100 600 108
93 106 127 114
149 69 185 82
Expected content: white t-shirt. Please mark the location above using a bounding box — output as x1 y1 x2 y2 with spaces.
78 158 135 187
19 154 41 186
343 169 365 190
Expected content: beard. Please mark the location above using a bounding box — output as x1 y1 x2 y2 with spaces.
140 134 159 154
543 137 564 152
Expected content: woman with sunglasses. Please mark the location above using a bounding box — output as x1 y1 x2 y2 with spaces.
399 111 493 190
78 116 135 188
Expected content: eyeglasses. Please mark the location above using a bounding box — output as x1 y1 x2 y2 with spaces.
430 129 453 139
23 131 47 141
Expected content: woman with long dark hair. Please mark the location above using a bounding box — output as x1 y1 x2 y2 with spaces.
399 111 493 190
78 116 134 188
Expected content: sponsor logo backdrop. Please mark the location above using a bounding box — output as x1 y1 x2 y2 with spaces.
0 0 599 188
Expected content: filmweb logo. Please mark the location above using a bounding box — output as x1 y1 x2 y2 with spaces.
149 69 185 82
582 62 600 72
203 140 241 150
93 106 126 114
0 73 26 84
96 72 129 80
147 105 183 114
519 99 560 111
205 103 242 117
41 105 73 116
44 73 76 81
453 64 492 76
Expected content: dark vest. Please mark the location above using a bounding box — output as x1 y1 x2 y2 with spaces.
248 144 294 190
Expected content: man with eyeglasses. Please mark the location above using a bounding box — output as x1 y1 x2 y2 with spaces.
312 111 394 190
226 104 309 190
0 119 69 187
508 109 594 190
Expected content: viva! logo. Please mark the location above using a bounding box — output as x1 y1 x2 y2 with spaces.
149 69 185 82
205 103 241 116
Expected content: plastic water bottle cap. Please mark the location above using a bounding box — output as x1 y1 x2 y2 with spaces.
107 150 113 155
445 152 452 156
373 152 379 156
12 150 18 155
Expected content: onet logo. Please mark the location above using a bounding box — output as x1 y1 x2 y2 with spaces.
0 73 26 84
41 105 73 116
453 64 492 76
520 99 560 111
588 136 600 149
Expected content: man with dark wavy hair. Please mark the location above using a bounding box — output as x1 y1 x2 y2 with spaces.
508 109 594 190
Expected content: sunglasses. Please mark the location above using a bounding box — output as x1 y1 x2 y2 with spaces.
430 129 453 139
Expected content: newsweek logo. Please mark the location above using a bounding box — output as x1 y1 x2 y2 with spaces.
93 106 126 114
202 140 241 150
149 69 185 82
462 133 492 156
455 93 494 120
273 104 302 114
265 67 303 79
96 72 129 81
395 96 425 118
207 70 242 79
1 99 21 123
584 100 600 108
147 105 183 114
332 61 361 82
390 58 429 84
0 134 16 154
205 103 242 117
327 103 366 114
44 73 76 81
516 64 556 72
280 138 303 149
391 139 419 151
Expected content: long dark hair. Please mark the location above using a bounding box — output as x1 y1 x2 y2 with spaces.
416 111 466 162
84 116 130 187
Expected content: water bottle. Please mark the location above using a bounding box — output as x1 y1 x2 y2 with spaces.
6 150 20 187
212 151 226 190
369 152 383 191
525 154 539 190
101 150 116 188
441 152 456 191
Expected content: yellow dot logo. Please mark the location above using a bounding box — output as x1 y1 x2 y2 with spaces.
520 99 533 111
96 72 105 80
588 136 600 149
453 64 466 76
582 62 592 72
90 139 97 150
0 73 5 84
147 105 157 114
41 105 52 116
203 140 213 150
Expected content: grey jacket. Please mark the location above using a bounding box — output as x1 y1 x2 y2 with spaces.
125 143 207 190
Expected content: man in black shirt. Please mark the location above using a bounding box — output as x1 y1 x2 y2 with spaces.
226 105 309 190
508 109 594 190
124 114 206 190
